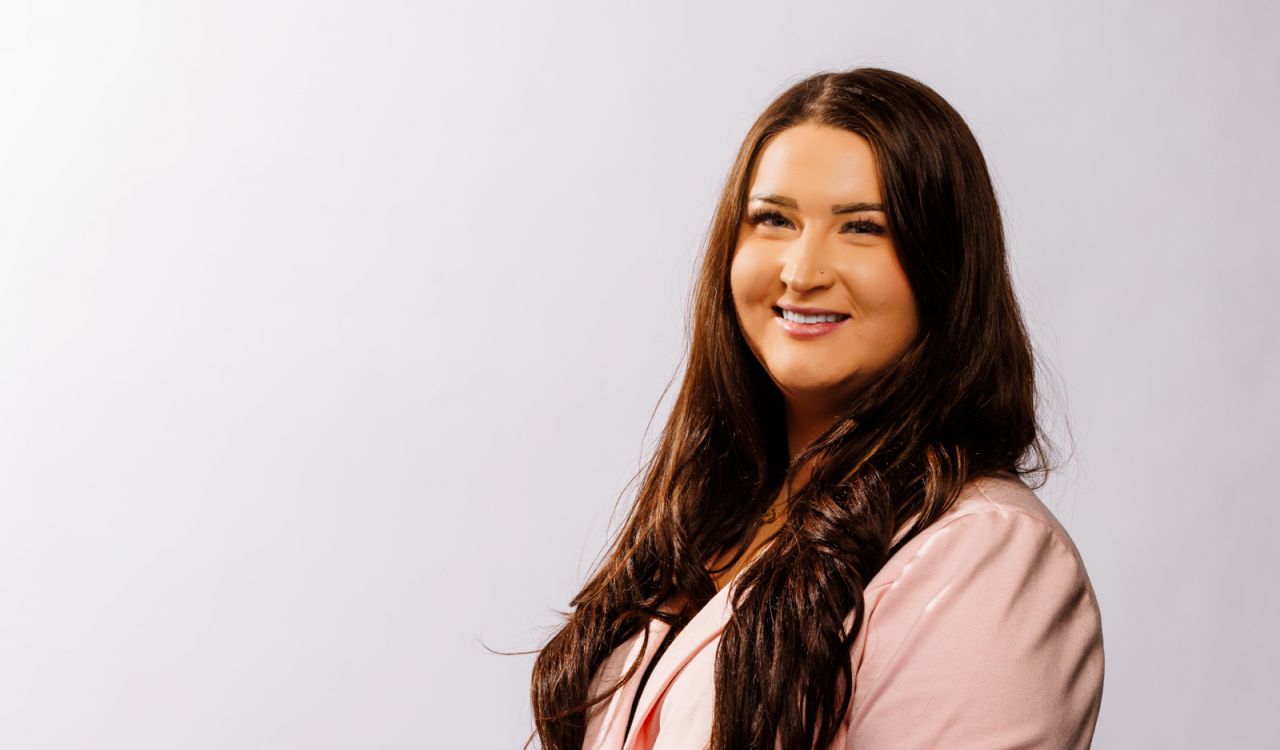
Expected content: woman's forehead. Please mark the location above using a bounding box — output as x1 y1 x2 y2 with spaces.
748 124 883 207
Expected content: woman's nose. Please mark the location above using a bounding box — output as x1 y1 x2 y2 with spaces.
780 235 832 292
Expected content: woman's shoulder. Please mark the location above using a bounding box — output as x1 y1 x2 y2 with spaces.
875 470 1090 590
847 471 1105 745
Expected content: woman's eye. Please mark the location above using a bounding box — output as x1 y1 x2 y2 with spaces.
748 209 792 229
845 218 886 236
747 209 886 236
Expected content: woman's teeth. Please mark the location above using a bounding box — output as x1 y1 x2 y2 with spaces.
779 309 848 324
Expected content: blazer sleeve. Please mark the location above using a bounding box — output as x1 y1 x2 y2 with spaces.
844 508 1105 749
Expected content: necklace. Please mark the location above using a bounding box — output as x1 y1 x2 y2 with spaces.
761 474 793 525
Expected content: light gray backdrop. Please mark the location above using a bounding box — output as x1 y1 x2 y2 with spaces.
1 1 1276 748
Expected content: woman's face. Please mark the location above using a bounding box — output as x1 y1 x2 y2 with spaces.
730 122 919 411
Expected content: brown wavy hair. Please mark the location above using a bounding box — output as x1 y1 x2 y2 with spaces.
525 66 1054 749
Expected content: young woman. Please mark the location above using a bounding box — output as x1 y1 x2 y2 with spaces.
527 67 1105 750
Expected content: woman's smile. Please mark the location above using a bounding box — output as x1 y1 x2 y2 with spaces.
772 305 851 338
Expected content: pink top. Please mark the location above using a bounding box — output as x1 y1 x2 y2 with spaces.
582 473 1105 749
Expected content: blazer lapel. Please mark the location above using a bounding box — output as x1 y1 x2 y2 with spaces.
620 538 778 750
586 615 675 750
619 583 736 750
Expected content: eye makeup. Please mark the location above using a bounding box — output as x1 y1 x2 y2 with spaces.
745 208 886 236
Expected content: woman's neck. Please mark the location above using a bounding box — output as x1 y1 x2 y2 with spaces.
784 396 843 466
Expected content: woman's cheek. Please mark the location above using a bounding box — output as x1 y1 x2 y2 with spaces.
729 249 760 308
847 259 908 313
736 246 774 298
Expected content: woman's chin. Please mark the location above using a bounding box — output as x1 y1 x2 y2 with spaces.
771 373 851 399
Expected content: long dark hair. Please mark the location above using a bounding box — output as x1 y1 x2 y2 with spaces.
526 67 1054 750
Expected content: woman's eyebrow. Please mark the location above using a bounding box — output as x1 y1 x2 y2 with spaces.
748 193 886 214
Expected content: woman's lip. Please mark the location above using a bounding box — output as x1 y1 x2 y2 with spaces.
777 304 847 315
772 308 849 338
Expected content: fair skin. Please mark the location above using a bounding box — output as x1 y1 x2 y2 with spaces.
708 122 920 591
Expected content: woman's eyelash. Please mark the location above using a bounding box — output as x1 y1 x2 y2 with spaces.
746 209 886 236
746 209 788 227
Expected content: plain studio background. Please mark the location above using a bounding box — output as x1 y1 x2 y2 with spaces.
1 1 1276 748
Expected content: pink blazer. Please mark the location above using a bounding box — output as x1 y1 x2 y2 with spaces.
582 473 1105 749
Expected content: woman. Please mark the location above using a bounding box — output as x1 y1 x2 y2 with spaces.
527 67 1104 749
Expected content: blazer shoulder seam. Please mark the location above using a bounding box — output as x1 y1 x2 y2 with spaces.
876 500 1066 591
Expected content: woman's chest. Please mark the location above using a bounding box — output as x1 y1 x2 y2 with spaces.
584 576 892 750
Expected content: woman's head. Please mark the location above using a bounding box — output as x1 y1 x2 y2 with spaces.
730 122 920 428
698 67 1034 469
529 68 1051 750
